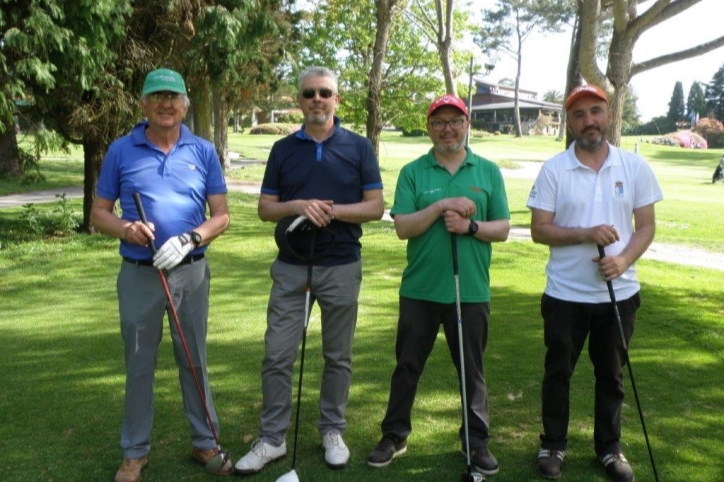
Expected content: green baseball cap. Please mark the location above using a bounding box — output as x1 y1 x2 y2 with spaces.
142 68 187 95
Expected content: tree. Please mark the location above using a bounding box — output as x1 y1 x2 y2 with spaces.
706 64 724 121
666 81 686 129
687 80 707 120
577 0 724 146
298 0 447 155
477 0 572 137
543 90 563 103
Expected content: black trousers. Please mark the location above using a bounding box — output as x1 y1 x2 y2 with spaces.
380 296 491 450
539 292 640 456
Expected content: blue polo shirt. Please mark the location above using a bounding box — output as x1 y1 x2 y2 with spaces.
261 117 383 266
96 121 228 260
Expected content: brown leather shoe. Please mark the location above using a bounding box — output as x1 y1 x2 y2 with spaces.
114 456 148 482
191 446 233 476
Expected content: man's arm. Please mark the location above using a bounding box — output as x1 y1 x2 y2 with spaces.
258 194 333 227
599 203 656 280
193 193 230 246
394 197 476 240
331 188 384 224
90 196 155 246
530 208 619 247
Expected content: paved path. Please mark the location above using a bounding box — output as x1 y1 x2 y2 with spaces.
2 160 723 271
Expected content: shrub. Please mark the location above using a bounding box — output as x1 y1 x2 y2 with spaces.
401 128 427 137
249 123 300 135
693 118 724 149
275 111 304 124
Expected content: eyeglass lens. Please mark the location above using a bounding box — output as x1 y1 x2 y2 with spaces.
301 88 335 99
429 118 465 131
149 93 183 103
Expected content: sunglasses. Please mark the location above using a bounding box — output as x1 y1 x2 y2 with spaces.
147 92 185 104
300 88 336 99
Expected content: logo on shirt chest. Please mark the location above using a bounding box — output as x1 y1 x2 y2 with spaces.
614 180 624 198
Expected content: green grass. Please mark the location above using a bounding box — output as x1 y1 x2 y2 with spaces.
1 133 724 481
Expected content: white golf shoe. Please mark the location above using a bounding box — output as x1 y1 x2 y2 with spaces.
322 431 350 468
234 438 286 474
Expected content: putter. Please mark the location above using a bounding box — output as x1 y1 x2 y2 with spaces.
132 193 230 475
451 234 485 482
276 222 317 482
597 245 660 482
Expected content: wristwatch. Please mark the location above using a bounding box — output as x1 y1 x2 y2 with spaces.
467 220 479 236
189 230 202 247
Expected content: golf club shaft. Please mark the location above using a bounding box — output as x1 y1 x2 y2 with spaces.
290 231 316 470
451 234 473 474
597 245 660 482
132 193 221 447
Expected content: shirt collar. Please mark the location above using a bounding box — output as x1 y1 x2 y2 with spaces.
295 116 341 142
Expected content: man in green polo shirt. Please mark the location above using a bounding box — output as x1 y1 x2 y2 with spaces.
367 94 510 476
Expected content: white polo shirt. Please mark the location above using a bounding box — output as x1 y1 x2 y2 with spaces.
527 142 664 303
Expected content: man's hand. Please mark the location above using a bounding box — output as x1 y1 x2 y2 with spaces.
153 233 194 270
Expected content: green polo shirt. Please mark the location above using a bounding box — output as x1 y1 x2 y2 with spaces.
391 147 509 303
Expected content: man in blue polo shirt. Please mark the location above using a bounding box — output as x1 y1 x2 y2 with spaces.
235 66 384 474
90 68 231 482
367 95 510 476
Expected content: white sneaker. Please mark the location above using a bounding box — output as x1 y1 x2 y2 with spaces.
234 438 286 474
323 431 350 468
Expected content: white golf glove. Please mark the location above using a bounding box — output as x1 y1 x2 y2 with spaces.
153 233 194 270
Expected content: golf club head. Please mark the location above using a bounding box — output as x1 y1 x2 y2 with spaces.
275 469 300 482
204 450 230 475
460 473 485 482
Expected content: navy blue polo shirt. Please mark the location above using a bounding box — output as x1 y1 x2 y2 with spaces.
261 117 383 266
96 122 227 260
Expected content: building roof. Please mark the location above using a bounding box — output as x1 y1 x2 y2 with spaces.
471 99 561 112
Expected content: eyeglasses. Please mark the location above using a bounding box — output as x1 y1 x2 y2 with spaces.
428 118 467 132
300 88 335 99
147 92 185 104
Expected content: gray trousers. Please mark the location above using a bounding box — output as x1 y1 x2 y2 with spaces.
259 259 361 446
117 258 219 458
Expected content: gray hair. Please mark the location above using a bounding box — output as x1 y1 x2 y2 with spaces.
298 66 338 92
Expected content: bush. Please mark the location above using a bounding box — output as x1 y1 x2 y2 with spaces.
249 123 300 135
693 118 724 149
401 128 427 137
275 111 304 124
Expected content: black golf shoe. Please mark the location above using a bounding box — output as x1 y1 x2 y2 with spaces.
600 452 635 482
537 448 564 479
469 447 499 475
367 435 407 468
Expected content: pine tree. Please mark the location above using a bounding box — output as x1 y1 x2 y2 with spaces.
666 81 686 128
687 81 708 119
706 65 724 121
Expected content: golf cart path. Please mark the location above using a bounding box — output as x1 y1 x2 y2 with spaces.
2 160 723 271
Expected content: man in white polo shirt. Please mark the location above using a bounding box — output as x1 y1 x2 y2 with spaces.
527 84 663 482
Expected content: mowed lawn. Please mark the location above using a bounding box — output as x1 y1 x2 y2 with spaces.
0 132 723 482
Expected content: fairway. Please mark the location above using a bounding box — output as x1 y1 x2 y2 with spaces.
1 132 723 482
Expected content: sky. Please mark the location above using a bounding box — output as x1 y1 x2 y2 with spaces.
470 0 724 122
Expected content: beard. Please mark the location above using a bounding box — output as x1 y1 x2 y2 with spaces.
432 136 466 154
575 126 607 152
305 112 331 125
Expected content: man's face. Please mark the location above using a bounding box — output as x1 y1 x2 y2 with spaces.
297 75 339 126
427 106 469 155
141 91 188 131
567 97 611 152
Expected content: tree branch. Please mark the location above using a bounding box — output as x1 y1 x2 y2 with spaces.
631 34 724 76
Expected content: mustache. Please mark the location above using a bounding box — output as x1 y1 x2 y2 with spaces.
582 126 601 134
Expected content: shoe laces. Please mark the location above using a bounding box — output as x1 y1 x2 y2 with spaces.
538 448 565 461
325 432 344 448
251 438 269 456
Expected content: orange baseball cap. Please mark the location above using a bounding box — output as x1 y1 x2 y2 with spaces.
427 94 469 118
565 84 608 110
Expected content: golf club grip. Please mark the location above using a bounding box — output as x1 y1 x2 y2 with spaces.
132 192 158 254
451 233 459 276
597 245 617 304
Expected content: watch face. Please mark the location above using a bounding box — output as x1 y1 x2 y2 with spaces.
468 220 478 235
191 231 202 246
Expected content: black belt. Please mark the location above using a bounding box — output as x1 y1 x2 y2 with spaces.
123 253 204 266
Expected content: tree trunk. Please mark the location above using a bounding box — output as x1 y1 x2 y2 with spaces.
513 35 523 138
212 86 229 171
366 0 399 158
0 122 22 178
436 0 457 97
563 13 582 147
81 138 104 232
190 76 213 142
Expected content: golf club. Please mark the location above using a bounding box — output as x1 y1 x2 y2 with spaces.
132 192 230 475
597 245 660 482
276 219 317 482
451 234 485 482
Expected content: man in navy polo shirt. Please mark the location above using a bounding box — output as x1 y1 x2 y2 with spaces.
235 66 384 474
91 68 231 482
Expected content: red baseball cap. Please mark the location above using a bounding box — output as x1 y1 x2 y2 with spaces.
427 94 469 118
565 84 608 110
